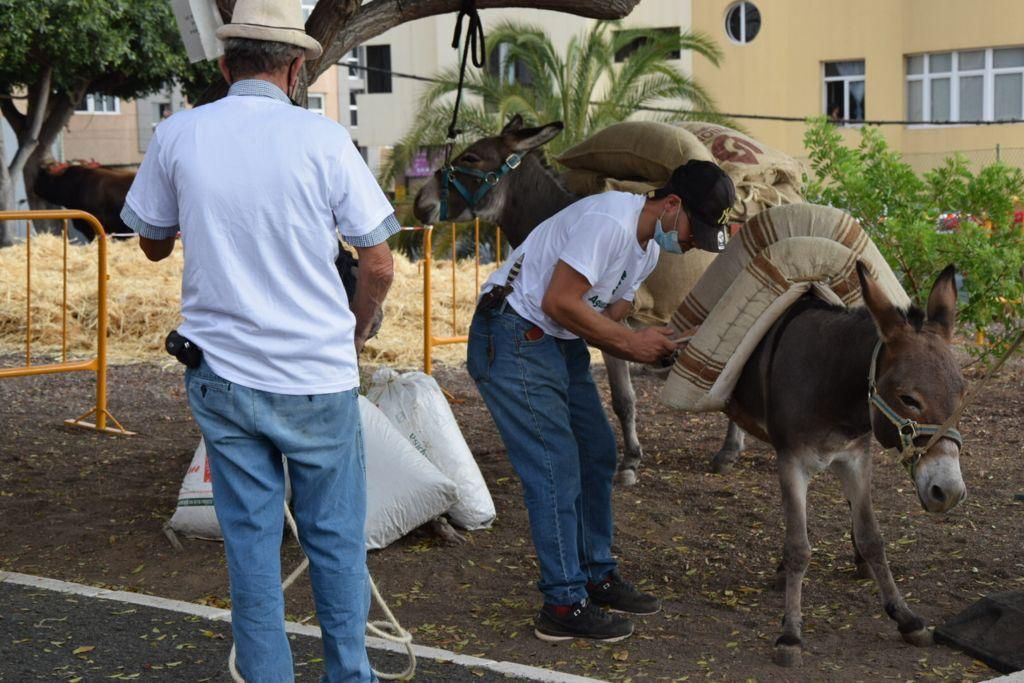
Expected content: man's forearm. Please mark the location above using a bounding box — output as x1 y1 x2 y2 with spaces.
546 297 635 358
351 244 394 351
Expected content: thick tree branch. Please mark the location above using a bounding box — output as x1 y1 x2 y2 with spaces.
315 0 642 76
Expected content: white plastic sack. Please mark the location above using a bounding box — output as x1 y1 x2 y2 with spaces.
359 396 460 549
367 368 496 530
168 438 222 540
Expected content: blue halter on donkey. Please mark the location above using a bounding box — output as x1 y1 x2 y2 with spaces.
438 153 522 221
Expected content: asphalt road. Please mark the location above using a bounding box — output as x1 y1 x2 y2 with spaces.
0 577 600 683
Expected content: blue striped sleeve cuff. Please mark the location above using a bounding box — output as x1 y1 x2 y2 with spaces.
345 213 401 248
120 205 179 240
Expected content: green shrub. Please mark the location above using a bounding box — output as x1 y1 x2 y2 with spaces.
803 117 1024 360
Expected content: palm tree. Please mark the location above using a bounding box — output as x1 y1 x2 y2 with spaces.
379 20 726 187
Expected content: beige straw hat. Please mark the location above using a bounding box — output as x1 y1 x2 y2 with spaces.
216 0 323 59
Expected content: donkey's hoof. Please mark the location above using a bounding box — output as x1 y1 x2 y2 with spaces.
901 627 933 647
614 468 638 487
772 643 802 667
709 451 737 474
852 562 872 580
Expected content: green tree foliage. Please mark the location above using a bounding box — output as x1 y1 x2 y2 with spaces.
0 0 197 242
803 117 1024 359
379 20 725 186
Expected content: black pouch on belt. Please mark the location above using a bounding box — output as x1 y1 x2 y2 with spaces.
477 286 510 313
165 330 203 369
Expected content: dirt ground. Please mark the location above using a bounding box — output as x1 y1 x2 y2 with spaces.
1 350 1022 682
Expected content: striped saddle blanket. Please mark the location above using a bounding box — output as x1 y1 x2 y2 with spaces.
659 203 909 412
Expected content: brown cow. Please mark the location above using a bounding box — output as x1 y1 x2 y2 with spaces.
33 161 136 241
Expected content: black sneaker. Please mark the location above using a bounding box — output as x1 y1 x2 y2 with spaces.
587 570 662 615
534 598 633 643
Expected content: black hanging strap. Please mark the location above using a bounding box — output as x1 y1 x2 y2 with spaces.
445 0 486 148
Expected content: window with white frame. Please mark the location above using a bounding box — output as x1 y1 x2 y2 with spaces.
306 93 325 116
725 1 761 45
823 60 865 122
349 89 361 127
301 1 316 21
345 46 365 79
75 93 120 114
906 47 1024 124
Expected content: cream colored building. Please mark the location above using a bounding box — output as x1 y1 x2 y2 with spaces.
691 0 1024 171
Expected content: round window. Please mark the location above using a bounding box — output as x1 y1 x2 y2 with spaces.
725 1 761 44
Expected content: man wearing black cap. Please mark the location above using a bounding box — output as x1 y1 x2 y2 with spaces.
467 159 735 643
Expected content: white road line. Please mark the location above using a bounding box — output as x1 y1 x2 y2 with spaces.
1 571 606 683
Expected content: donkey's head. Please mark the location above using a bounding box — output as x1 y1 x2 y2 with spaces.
857 262 966 513
413 115 563 226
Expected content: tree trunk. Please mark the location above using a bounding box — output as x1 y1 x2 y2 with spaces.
0 132 13 247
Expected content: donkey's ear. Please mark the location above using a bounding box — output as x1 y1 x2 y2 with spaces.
857 261 907 342
500 114 524 134
926 264 957 340
506 122 564 153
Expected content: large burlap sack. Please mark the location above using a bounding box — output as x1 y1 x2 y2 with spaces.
366 368 496 530
557 121 713 182
660 204 909 412
359 397 459 550
676 122 805 220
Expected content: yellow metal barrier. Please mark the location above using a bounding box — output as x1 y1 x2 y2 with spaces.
413 218 503 374
0 210 132 435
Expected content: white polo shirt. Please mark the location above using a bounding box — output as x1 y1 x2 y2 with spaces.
482 192 659 339
122 80 399 394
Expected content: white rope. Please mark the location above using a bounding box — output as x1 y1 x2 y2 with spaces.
228 503 416 682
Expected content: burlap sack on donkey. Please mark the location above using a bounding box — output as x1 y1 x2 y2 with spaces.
557 121 713 182
660 204 909 412
677 122 805 221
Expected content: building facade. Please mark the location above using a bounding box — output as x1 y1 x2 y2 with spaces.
690 0 1024 170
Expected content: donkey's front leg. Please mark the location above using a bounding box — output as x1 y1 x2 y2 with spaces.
774 455 812 667
603 352 642 486
831 452 931 647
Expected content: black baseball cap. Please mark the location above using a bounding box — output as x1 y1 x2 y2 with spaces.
652 160 736 252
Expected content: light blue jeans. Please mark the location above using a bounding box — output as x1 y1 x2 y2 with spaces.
185 359 376 683
467 305 618 605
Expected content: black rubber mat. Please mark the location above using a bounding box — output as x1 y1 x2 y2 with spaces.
934 591 1024 674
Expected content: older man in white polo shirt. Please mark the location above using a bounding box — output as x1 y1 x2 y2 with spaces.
120 1 397 680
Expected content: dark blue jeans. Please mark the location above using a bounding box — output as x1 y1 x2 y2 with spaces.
467 305 618 605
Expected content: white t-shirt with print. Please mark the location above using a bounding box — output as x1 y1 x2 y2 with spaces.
124 89 394 394
482 192 659 340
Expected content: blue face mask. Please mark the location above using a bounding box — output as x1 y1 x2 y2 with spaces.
653 215 683 254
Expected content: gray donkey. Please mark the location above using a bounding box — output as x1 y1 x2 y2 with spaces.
414 115 746 484
723 261 966 665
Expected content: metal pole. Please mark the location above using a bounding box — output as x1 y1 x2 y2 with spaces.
95 220 108 431
62 219 68 363
423 226 433 374
450 222 456 336
996 143 1001 163
25 218 31 367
